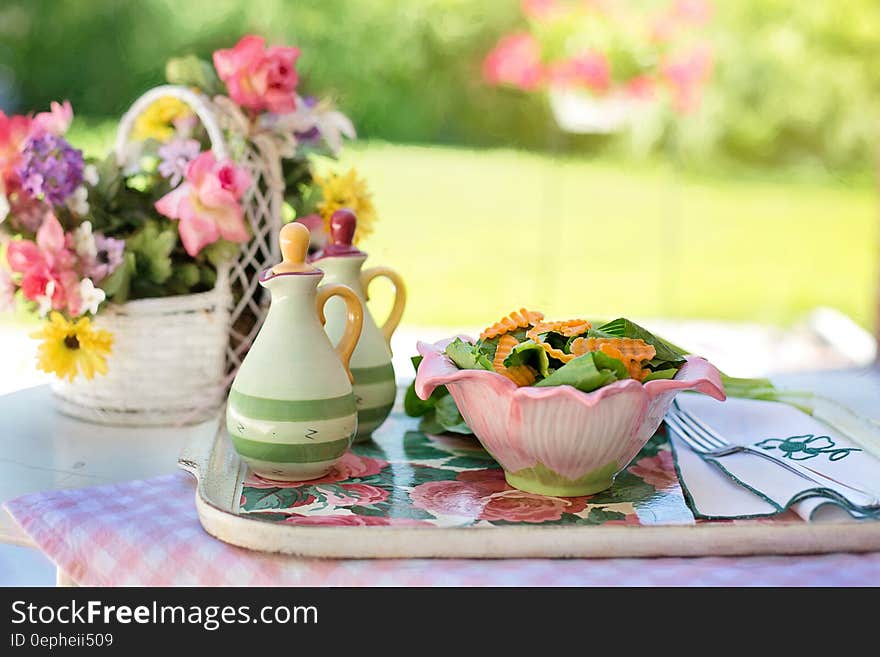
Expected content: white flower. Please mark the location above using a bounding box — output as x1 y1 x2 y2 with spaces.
35 280 55 317
77 278 105 316
315 109 356 156
266 97 356 156
72 221 97 260
67 186 90 216
83 164 99 186
0 191 8 224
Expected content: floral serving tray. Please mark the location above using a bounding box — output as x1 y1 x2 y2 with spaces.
179 408 880 558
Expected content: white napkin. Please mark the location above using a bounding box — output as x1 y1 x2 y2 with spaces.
670 395 880 522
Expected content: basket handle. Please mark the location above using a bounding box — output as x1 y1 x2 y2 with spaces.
114 84 229 165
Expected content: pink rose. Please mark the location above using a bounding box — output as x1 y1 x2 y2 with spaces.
213 35 300 114
628 451 679 491
411 469 588 523
155 151 252 257
244 453 388 489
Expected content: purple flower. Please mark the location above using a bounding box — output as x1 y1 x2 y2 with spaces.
157 138 201 187
17 133 84 206
85 234 125 283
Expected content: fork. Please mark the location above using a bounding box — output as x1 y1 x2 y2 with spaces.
665 400 880 510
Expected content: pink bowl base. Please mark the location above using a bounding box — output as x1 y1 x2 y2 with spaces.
415 338 726 497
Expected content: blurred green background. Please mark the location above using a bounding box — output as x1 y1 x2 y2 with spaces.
2 0 878 330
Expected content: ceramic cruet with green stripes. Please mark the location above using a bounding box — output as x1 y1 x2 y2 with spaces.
227 222 364 481
313 209 406 441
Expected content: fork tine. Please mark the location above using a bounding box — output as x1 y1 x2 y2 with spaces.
664 419 701 453
672 401 731 447
665 412 712 453
669 404 727 450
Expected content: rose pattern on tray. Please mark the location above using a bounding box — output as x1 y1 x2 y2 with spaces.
238 414 695 527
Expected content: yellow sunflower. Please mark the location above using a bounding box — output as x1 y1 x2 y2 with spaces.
32 312 114 382
131 97 192 142
314 168 377 243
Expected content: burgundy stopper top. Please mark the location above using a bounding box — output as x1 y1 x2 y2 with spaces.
318 208 364 257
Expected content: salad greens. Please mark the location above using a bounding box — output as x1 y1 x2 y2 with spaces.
405 316 854 437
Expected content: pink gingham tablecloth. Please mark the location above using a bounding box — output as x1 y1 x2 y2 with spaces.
4 473 880 586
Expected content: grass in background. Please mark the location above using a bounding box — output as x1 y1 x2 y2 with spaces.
67 120 878 331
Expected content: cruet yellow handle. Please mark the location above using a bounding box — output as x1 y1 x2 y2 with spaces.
317 284 364 383
360 267 406 347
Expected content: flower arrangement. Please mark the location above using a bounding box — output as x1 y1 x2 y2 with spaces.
0 34 378 383
483 0 714 113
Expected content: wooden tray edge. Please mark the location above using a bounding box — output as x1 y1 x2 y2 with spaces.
178 415 880 559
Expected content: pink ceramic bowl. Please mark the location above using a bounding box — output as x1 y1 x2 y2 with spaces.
415 337 725 497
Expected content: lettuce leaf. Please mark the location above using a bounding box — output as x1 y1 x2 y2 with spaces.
445 338 493 371
502 340 552 377
597 317 687 365
642 368 678 382
433 394 472 434
403 355 473 434
535 351 627 393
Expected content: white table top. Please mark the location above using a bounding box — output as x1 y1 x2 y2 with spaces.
0 385 218 546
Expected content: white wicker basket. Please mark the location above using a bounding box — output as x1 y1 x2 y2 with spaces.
51 270 231 425
51 85 284 426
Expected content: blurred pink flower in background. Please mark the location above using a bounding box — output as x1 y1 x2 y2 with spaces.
673 0 713 24
626 75 656 100
521 0 562 21
547 52 611 93
213 35 301 114
654 0 713 42
296 213 328 255
662 44 713 113
0 111 32 186
155 151 252 256
32 100 73 137
482 33 544 91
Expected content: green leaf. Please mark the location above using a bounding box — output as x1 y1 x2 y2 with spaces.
502 340 551 377
642 368 678 382
444 338 493 371
434 394 472 434
593 350 629 380
534 352 620 393
404 382 438 417
597 318 688 364
202 240 240 267
100 251 135 303
417 415 446 435
168 262 201 292
165 55 223 95
127 220 177 285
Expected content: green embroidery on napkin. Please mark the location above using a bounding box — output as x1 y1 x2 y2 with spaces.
755 434 861 462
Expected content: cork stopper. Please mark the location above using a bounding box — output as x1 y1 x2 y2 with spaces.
317 208 364 258
272 223 319 274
